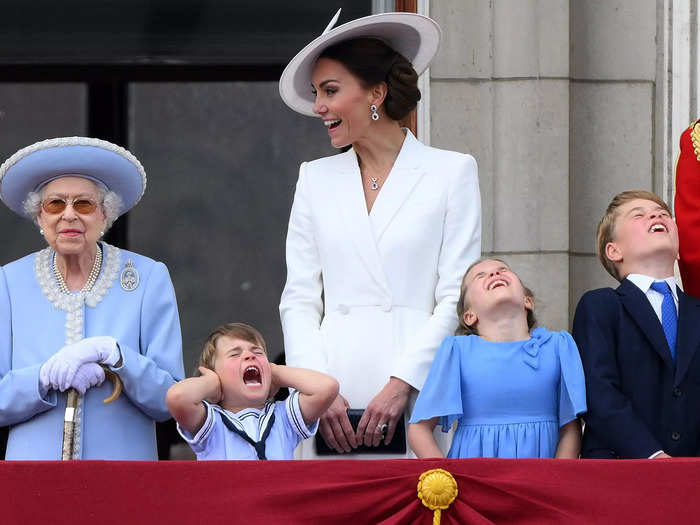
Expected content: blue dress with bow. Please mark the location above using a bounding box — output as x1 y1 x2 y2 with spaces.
409 327 587 458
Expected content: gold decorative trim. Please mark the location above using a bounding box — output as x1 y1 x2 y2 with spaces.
690 119 700 162
417 468 458 525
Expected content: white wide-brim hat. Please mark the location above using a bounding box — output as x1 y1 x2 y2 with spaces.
0 137 146 217
279 10 441 117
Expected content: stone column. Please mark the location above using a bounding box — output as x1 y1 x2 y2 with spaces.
430 0 570 330
569 0 658 313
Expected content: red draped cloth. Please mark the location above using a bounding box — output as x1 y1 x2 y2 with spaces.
1 458 698 524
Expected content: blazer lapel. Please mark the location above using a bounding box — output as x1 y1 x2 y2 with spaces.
617 279 675 369
675 289 700 384
369 130 425 242
331 151 390 294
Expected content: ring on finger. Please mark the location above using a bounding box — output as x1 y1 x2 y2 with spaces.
376 423 388 436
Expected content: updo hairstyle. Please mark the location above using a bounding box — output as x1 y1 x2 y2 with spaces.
319 37 421 121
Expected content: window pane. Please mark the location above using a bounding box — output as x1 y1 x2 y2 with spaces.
0 1 372 65
0 83 87 264
128 82 334 369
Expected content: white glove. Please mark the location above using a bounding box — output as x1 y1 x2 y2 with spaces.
39 336 120 392
69 363 106 395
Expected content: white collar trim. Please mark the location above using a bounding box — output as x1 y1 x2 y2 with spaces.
627 274 678 302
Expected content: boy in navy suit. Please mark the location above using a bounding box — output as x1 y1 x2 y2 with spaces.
573 190 700 458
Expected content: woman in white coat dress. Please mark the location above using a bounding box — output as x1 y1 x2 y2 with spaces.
278 11 481 458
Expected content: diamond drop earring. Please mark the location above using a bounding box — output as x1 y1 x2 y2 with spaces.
370 104 379 121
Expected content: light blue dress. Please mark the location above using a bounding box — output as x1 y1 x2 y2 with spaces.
409 327 587 458
0 242 184 460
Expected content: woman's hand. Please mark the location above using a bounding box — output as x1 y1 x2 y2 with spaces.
356 377 413 447
319 393 357 453
70 363 106 395
40 336 119 392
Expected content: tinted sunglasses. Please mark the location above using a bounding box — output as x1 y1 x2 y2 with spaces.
42 197 98 215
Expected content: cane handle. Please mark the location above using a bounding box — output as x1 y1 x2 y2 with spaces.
101 367 123 404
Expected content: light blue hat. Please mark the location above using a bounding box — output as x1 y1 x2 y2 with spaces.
0 137 147 217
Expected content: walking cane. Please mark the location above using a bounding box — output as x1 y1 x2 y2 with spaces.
61 368 123 460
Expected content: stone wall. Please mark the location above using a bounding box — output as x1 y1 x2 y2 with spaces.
429 0 660 329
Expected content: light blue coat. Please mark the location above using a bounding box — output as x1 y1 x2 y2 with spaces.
0 243 184 459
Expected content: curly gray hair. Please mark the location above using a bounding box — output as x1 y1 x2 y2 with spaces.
22 182 123 233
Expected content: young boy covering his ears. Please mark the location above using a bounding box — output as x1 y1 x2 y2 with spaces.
166 323 338 459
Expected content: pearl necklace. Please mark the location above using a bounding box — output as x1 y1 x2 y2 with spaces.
36 242 120 459
52 245 103 294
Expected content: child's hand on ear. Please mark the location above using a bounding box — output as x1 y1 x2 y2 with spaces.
198 366 223 404
268 363 281 399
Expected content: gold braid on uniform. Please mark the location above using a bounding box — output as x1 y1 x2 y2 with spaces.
690 119 700 162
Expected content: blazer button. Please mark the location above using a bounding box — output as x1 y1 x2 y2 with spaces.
337 304 349 315
673 387 683 398
671 431 681 441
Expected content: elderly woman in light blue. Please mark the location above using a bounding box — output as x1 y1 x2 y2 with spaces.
0 137 184 460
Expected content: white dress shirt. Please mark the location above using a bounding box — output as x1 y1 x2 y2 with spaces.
627 274 679 321
626 273 678 459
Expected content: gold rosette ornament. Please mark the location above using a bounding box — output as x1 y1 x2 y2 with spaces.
417 468 458 525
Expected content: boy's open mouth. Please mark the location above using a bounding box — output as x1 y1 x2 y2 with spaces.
649 223 668 233
243 366 262 385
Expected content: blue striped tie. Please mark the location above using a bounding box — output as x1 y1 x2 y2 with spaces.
650 281 677 362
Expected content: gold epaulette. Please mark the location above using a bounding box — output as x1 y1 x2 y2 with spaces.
690 119 700 162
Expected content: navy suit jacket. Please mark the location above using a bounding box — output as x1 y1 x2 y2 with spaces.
572 278 700 458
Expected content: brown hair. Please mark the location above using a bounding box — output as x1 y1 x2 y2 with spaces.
455 258 537 336
198 322 267 371
319 37 421 121
596 190 671 281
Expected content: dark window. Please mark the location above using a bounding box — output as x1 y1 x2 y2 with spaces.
0 0 372 459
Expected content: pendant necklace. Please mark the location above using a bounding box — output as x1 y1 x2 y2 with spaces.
360 161 381 190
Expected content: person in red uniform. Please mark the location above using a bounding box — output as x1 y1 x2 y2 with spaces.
675 119 700 297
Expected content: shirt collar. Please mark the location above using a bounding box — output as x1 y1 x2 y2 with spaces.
627 273 678 301
211 401 275 424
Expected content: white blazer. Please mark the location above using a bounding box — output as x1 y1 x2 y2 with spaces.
280 130 481 456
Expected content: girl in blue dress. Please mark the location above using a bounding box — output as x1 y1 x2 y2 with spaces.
408 258 586 459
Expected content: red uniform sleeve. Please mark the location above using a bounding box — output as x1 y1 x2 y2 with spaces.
675 120 700 298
